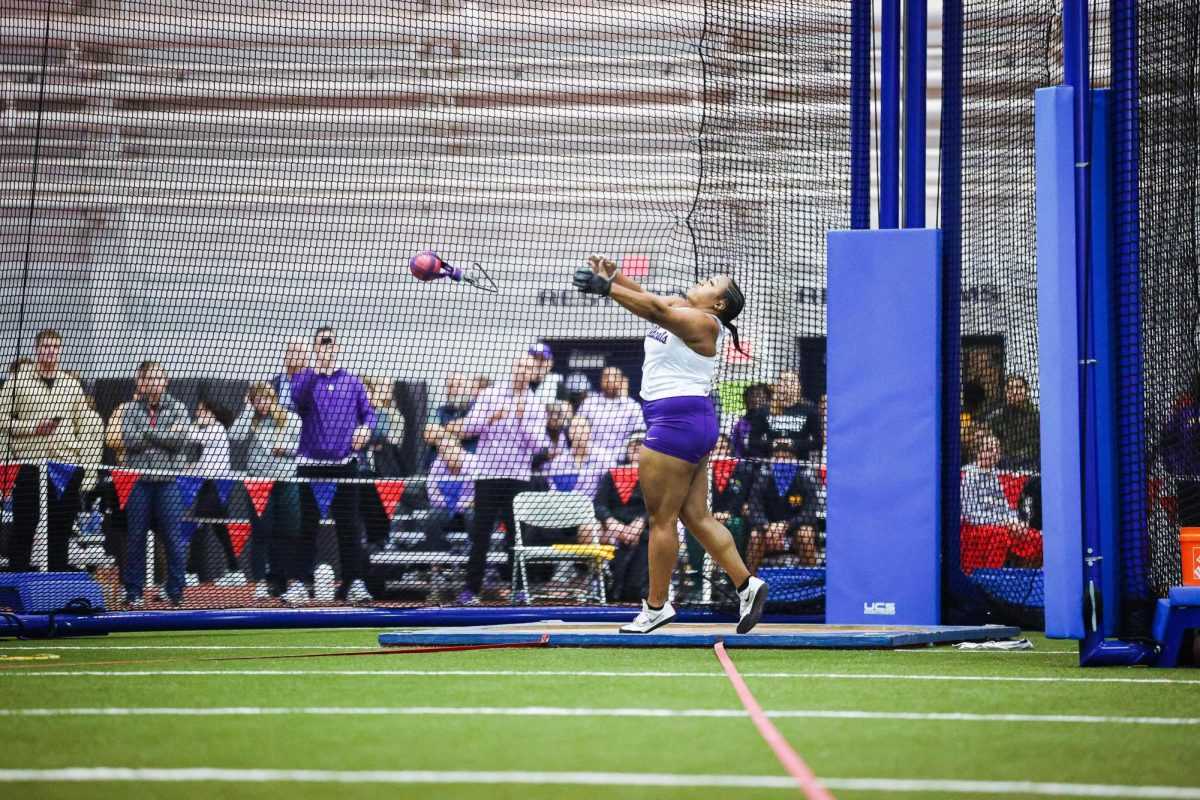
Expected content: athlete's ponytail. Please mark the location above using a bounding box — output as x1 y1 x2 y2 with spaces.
717 278 749 356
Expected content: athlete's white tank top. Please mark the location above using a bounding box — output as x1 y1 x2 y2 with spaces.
640 315 724 401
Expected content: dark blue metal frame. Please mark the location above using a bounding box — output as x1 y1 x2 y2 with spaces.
1064 0 1154 666
937 0 978 620
850 0 872 229
1110 0 1154 641
1089 90 1122 638
879 0 901 228
903 0 927 228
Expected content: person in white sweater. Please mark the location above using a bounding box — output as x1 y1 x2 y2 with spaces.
186 400 244 587
230 382 301 599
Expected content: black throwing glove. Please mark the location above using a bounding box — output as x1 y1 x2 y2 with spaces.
573 265 613 297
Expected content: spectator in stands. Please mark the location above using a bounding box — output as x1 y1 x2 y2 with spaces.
437 372 477 427
577 366 642 456
763 370 822 461
1162 371 1200 525
580 431 650 601
564 372 592 412
961 432 1042 569
528 342 562 405
961 380 992 465
421 424 475 551
987 374 1040 471
0 330 100 572
532 400 571 475
817 394 828 465
730 382 773 459
185 399 245 588
120 360 194 606
448 355 550 603
543 415 618 500
230 382 301 599
291 326 375 605
358 375 407 551
428 372 479 468
100 390 139 568
270 336 309 412
63 369 104 503
746 437 822 571
361 375 405 478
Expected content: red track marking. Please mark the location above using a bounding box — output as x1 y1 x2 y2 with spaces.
713 641 836 800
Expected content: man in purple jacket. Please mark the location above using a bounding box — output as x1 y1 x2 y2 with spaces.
287 326 376 605
448 355 550 603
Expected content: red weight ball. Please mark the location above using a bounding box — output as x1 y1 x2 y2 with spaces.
409 251 446 281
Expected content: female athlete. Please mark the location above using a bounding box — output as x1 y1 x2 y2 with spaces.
574 255 767 633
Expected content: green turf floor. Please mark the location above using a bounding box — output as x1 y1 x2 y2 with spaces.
0 628 1197 799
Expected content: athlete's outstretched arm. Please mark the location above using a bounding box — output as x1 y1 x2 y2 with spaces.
606 283 718 354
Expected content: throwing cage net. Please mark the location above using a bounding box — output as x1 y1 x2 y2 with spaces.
941 0 1061 626
1113 0 1199 638
1 0 849 616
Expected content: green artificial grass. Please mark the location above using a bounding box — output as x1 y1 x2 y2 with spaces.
0 629 1196 800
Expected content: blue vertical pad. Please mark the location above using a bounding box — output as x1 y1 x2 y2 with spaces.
826 228 942 625
1036 86 1085 639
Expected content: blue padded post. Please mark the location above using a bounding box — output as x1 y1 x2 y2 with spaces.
1090 89 1121 637
1037 87 1086 640
826 228 942 625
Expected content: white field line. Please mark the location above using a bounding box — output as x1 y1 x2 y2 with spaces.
0 768 1197 798
1 668 1196 685
1 705 1196 726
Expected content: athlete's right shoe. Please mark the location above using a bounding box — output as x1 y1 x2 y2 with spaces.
620 600 677 633
737 576 768 634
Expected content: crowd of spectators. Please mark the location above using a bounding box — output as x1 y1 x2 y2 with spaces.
0 327 1048 605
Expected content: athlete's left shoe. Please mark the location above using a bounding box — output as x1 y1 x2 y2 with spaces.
620 600 676 633
736 576 768 634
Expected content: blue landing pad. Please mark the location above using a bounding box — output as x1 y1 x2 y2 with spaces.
378 621 1021 649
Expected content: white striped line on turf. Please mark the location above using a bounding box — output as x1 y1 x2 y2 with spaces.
2 668 1195 685
1 706 1195 726
0 768 1196 798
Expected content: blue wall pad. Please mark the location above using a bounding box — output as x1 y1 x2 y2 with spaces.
379 621 1021 649
0 605 820 639
0 572 105 613
1036 86 1086 640
826 227 942 625
1150 587 1200 668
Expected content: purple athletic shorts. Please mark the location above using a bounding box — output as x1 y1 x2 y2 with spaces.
641 396 719 464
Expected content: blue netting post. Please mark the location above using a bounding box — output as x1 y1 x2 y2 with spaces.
850 0 871 229
1065 0 1154 666
903 0 927 229
1110 0 1155 640
879 0 901 228
938 0 976 620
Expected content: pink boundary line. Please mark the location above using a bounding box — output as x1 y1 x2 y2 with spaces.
713 641 836 800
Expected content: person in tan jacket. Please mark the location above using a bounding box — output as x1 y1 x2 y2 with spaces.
0 330 96 571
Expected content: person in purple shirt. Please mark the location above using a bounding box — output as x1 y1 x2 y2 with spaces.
576 366 643 456
446 355 550 602
288 326 376 605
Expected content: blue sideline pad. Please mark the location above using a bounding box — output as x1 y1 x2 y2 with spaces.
970 568 1045 609
378 621 1020 649
0 572 105 613
1151 586 1200 668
